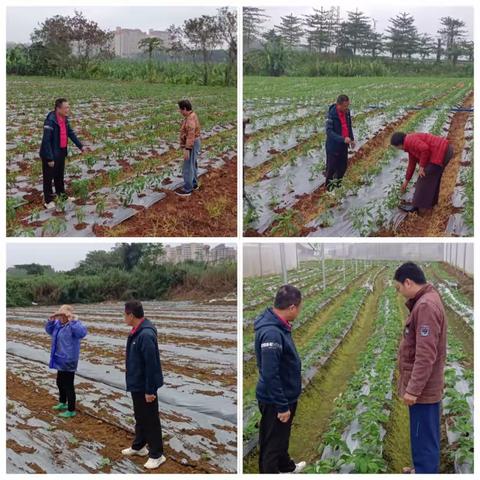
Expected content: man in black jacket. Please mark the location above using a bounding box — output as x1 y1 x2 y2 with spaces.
254 285 306 474
122 300 166 470
39 98 85 209
325 94 355 191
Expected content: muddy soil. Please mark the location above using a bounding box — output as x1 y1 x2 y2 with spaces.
96 158 237 237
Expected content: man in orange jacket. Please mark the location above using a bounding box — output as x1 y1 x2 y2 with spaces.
390 132 453 215
394 262 447 474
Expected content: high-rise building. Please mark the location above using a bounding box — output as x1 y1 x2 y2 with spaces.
162 244 210 264
113 27 170 57
209 244 236 263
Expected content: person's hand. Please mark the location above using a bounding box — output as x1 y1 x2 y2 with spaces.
277 410 291 423
145 394 156 403
48 161 54 168
344 137 352 145
401 180 409 193
402 392 417 406
350 140 356 149
183 149 190 161
48 315 56 321
418 166 426 177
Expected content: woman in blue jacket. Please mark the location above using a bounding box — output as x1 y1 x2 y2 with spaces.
45 305 87 418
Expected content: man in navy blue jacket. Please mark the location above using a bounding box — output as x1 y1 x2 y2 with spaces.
325 94 355 191
122 300 166 470
254 285 306 473
39 98 85 208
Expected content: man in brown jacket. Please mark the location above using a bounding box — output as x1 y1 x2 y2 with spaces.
394 262 447 474
177 99 201 196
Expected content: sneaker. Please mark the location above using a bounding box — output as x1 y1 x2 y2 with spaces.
144 455 167 470
121 446 149 457
44 201 56 210
52 403 68 411
58 410 76 418
293 461 306 473
399 204 418 213
175 189 192 197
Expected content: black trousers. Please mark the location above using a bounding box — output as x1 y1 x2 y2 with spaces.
325 145 349 191
42 148 67 203
56 370 76 412
131 392 164 459
258 402 297 473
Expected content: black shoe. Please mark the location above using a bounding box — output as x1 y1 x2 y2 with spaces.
175 189 192 197
399 204 418 213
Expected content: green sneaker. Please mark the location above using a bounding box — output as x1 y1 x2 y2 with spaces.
58 410 76 418
52 403 68 411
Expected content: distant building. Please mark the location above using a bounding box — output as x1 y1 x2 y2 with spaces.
209 244 236 263
163 244 210 264
113 27 170 57
162 244 236 264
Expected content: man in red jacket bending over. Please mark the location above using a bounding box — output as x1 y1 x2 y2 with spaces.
390 131 453 215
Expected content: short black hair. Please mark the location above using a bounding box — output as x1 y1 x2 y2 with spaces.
55 98 67 110
336 94 349 104
391 132 406 146
125 300 144 318
274 284 302 309
178 99 192 111
394 262 427 285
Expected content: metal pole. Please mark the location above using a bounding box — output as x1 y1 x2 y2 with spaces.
463 244 467 276
322 244 326 290
280 243 288 284
258 243 263 277
455 243 459 271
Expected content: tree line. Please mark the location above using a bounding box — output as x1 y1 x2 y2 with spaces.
7 9 237 86
7 244 237 307
244 7 473 76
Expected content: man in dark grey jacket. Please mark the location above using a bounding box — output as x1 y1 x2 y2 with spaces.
122 300 166 470
254 285 306 474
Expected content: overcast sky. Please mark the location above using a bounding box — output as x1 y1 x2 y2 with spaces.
6 6 224 43
255 5 473 40
7 242 236 271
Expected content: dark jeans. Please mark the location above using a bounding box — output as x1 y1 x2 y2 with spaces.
56 370 76 412
131 392 164 459
258 402 297 473
182 138 200 192
325 145 348 191
42 148 67 203
409 402 441 473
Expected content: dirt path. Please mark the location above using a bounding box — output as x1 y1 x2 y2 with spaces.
7 372 212 474
243 268 376 394
392 92 473 237
94 158 237 236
